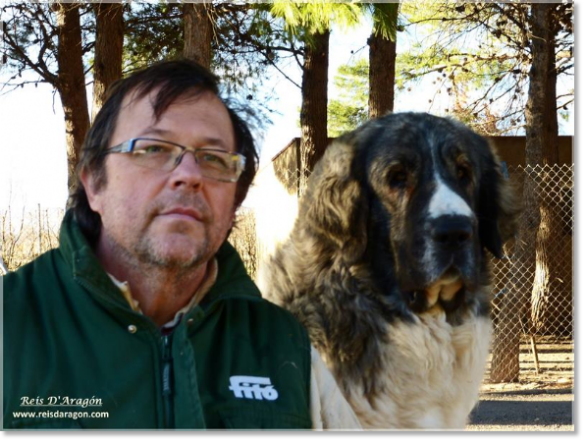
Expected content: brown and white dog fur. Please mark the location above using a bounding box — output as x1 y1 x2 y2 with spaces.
259 113 519 429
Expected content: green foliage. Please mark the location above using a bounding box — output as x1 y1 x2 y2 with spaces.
124 3 183 72
270 0 362 35
327 58 369 137
210 4 302 133
123 3 300 133
368 2 399 41
397 1 573 134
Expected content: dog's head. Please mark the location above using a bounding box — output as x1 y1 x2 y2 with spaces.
300 112 519 313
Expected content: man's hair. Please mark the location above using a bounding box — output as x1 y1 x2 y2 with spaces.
69 59 259 243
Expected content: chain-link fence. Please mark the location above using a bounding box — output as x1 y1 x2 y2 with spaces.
487 163 573 386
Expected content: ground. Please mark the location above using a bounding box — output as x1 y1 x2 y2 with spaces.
467 336 574 431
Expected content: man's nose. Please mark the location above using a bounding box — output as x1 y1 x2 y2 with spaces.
170 151 204 190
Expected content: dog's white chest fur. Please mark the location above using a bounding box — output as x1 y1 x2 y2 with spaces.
336 310 492 429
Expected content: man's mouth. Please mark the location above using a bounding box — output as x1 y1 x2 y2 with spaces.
159 207 204 222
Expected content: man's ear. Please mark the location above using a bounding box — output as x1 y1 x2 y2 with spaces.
80 168 103 215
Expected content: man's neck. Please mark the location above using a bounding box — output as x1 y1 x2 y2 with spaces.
119 264 209 327
95 238 209 327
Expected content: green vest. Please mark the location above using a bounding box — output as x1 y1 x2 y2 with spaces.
3 211 312 429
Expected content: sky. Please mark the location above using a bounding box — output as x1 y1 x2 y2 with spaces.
0 14 576 213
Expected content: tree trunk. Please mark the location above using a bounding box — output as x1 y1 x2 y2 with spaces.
55 3 90 195
528 3 559 335
490 3 559 382
368 31 396 118
183 2 213 68
91 2 124 121
526 4 559 167
299 29 330 194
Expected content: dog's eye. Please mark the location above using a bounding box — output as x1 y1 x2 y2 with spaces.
388 168 409 188
456 164 472 183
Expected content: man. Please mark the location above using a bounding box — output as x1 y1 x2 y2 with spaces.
3 60 360 430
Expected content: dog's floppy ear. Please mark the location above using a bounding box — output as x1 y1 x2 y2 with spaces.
477 142 520 259
299 137 368 259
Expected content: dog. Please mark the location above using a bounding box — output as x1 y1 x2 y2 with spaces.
259 112 519 429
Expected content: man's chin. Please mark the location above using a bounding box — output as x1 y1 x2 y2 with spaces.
136 235 210 270
154 216 204 235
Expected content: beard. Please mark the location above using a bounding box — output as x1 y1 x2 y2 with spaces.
133 222 212 270
101 192 230 275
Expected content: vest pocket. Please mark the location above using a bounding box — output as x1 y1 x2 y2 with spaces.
218 406 312 430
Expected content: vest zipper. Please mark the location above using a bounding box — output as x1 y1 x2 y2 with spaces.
162 333 174 428
74 275 179 427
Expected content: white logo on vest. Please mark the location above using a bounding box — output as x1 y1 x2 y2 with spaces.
228 376 279 401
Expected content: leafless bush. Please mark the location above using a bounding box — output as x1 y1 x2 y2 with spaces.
0 205 64 273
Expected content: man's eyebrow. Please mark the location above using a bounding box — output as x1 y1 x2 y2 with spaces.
137 128 228 149
137 128 173 138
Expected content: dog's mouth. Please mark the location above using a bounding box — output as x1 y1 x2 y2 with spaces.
406 267 466 313
425 269 463 305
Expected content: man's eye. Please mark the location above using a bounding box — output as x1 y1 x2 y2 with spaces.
200 152 229 169
142 144 168 154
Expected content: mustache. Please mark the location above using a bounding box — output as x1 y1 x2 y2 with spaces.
150 194 213 223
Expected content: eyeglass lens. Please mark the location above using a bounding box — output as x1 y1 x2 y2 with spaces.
130 139 241 182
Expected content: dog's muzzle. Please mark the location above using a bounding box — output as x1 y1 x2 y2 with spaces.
430 215 473 251
405 215 477 313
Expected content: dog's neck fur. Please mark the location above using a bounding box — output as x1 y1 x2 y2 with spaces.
277 221 410 396
266 224 493 428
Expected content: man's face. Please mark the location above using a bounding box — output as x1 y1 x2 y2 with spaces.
83 90 237 271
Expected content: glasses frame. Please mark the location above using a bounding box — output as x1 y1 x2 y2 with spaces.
104 137 246 183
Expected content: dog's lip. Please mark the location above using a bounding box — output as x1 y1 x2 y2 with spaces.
424 268 465 304
426 278 463 301
159 207 204 222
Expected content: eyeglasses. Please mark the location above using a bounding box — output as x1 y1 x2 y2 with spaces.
104 137 246 183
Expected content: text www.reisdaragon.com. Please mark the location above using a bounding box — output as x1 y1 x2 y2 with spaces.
12 410 109 420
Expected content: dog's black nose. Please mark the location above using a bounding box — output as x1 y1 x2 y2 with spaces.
431 216 473 249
